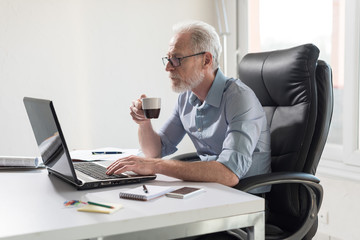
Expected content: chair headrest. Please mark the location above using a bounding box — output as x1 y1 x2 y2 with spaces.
238 44 320 106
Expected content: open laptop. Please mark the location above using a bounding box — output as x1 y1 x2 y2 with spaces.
23 97 156 190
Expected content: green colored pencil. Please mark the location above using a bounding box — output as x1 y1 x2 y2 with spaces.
87 201 114 209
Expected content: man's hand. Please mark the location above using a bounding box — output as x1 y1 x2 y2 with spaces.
130 94 149 124
106 155 160 176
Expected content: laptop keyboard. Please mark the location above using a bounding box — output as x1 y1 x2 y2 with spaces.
74 162 127 180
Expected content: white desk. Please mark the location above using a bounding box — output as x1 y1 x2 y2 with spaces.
0 168 264 240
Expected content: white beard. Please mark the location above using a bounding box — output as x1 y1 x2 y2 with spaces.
170 71 204 93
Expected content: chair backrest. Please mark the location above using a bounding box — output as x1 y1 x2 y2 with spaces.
238 44 333 233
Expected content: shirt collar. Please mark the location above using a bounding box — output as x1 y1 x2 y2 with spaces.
189 69 227 108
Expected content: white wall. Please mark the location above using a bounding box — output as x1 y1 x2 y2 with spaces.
314 172 360 240
0 0 219 157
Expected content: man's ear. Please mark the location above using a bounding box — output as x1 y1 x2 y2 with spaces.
203 52 213 67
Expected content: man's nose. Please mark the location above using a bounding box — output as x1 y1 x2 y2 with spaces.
165 61 175 72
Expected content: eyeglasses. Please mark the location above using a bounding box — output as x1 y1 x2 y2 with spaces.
162 52 206 67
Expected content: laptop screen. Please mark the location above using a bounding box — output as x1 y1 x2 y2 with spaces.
24 97 78 183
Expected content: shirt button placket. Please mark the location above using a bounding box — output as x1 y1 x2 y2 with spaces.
196 109 203 135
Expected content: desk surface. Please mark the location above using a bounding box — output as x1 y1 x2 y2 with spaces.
0 168 264 240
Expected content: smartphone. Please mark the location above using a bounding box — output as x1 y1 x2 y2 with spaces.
165 187 204 199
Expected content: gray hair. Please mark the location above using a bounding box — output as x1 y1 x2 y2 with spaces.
173 21 222 71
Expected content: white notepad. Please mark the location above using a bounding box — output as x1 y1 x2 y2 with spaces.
0 156 44 169
119 185 174 201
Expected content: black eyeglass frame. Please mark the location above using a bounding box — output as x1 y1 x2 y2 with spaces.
162 52 206 67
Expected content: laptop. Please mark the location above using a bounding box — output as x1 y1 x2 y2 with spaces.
23 97 156 190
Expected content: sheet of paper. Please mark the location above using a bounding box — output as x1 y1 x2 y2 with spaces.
70 148 141 161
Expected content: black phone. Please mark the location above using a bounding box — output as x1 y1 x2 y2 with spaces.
165 187 204 199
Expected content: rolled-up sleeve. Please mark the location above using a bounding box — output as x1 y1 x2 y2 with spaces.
217 85 268 179
158 103 186 157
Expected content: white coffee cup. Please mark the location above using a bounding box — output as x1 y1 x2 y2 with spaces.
141 98 161 119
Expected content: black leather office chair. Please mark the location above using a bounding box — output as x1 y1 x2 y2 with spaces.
233 43 333 239
173 44 333 239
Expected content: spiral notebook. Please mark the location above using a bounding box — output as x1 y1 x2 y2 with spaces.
119 185 174 201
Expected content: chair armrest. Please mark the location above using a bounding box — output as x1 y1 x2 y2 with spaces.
234 171 320 192
171 152 200 161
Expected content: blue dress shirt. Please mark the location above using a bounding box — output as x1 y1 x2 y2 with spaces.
158 69 271 191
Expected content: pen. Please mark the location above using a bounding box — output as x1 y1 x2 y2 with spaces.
143 185 149 193
92 151 123 155
87 201 114 209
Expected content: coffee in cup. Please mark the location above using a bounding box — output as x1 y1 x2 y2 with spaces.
142 97 161 119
